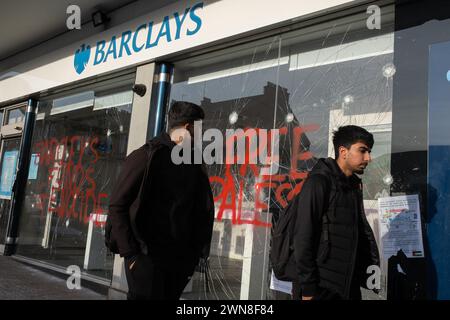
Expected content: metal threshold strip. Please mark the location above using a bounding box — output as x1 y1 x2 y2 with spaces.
11 255 112 289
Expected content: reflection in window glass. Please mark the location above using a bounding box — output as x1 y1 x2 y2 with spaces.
16 86 133 280
171 6 394 300
6 107 26 124
172 36 282 300
277 22 394 300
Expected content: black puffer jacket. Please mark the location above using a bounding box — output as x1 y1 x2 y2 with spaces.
293 157 380 299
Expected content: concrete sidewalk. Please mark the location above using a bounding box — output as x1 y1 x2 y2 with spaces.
0 256 106 300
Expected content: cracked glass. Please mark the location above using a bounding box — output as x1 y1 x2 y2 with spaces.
16 77 134 280
171 5 394 300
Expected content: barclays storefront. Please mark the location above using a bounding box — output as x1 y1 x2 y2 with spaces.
0 0 450 300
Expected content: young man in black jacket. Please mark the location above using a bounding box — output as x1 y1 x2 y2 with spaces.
293 125 380 300
108 101 215 300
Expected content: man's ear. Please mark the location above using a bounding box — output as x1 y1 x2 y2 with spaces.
183 123 194 138
339 146 348 159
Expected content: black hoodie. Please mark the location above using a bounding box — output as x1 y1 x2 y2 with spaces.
293 157 380 299
108 133 215 266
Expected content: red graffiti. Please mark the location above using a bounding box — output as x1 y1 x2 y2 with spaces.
33 135 106 226
210 125 320 228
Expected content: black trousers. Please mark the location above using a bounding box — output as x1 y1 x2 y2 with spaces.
291 277 361 300
124 254 196 300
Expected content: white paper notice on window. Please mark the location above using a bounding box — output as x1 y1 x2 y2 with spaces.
378 194 425 259
270 271 292 295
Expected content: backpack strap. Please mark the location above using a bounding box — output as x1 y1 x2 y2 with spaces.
323 178 338 235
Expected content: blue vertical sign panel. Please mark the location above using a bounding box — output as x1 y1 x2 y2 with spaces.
0 150 19 199
28 153 39 180
428 41 450 299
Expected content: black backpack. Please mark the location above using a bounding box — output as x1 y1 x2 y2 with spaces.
269 174 336 281
269 194 299 281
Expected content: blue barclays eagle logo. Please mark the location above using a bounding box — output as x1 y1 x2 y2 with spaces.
74 44 91 74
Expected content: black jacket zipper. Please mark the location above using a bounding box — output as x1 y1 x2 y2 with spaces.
345 188 360 298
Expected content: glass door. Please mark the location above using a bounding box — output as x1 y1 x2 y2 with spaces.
0 104 25 253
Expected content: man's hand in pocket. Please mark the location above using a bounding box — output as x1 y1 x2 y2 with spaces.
126 255 139 271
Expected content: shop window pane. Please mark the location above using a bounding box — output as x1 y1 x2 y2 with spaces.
51 91 94 115
16 85 133 280
428 38 450 299
6 106 26 124
273 9 394 300
171 5 394 301
171 36 282 300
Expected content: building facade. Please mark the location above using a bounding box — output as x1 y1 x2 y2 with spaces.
0 0 449 299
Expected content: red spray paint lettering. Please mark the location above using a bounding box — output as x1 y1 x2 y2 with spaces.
33 136 106 226
210 125 320 228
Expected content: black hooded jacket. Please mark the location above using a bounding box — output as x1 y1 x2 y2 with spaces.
293 157 380 299
108 133 215 267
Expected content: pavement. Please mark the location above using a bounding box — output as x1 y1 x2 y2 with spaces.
0 256 107 300
0 255 385 300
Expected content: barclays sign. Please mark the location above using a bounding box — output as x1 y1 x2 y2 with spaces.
73 2 203 75
74 44 91 74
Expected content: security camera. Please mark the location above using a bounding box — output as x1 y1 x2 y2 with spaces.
132 84 147 97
